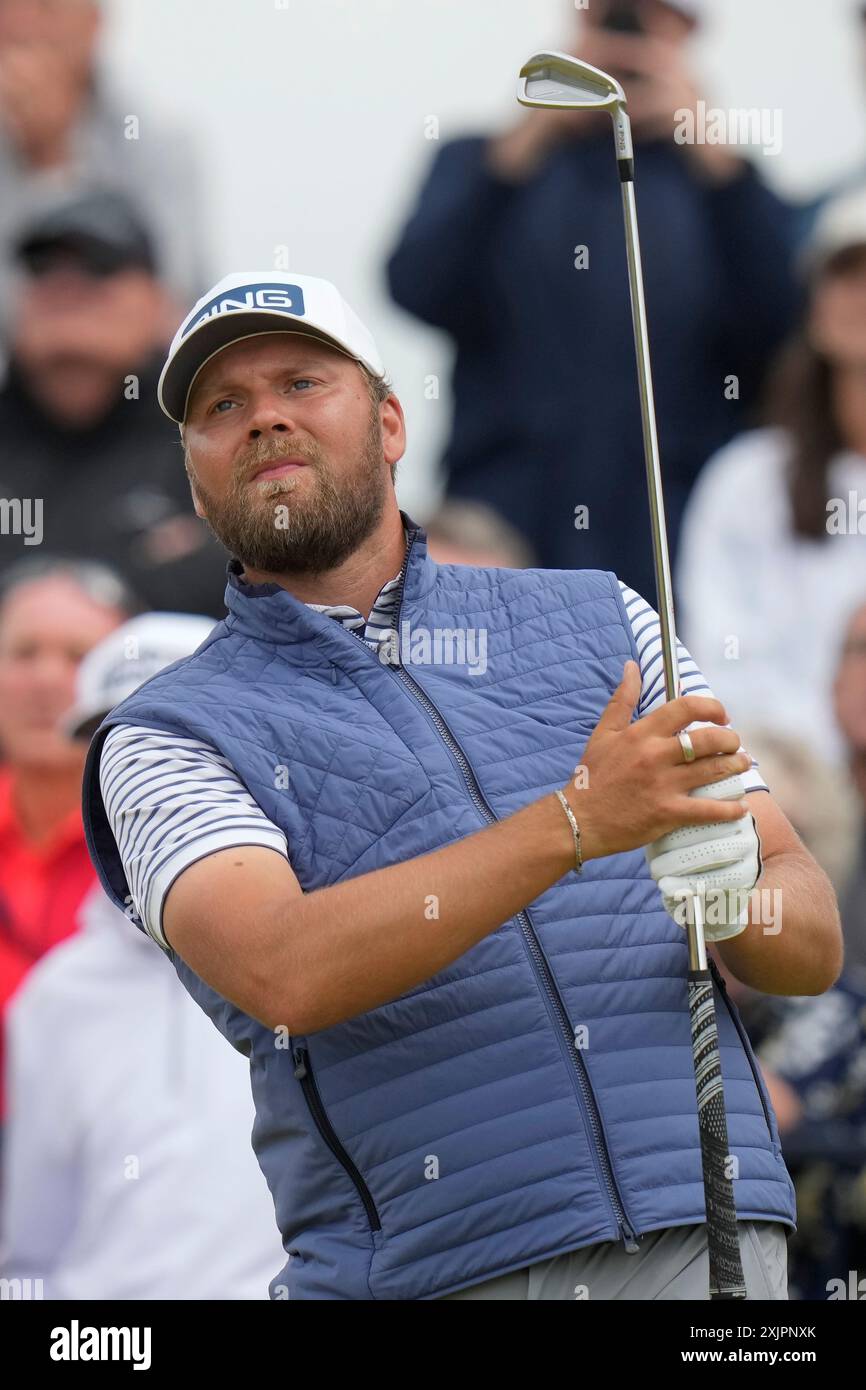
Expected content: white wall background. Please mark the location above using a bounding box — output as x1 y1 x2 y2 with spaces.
100 0 866 515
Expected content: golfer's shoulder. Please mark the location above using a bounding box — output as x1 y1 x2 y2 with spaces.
96 623 237 750
473 562 619 593
95 634 243 804
464 562 628 625
99 722 236 796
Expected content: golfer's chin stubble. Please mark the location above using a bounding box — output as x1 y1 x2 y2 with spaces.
191 433 391 577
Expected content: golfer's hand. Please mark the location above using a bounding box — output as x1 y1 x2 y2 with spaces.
645 775 763 941
560 660 752 862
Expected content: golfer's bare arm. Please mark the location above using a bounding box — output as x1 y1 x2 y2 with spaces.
164 791 583 1034
715 791 842 996
162 671 841 1033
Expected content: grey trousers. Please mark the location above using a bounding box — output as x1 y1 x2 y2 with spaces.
438 1222 789 1300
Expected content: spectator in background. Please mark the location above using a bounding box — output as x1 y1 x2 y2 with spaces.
1 612 283 1300
833 597 866 972
0 189 230 616
710 699 866 1299
678 188 866 762
755 969 866 1301
718 951 866 1302
0 557 134 1129
386 0 799 600
0 0 206 314
730 731 860 898
424 499 536 568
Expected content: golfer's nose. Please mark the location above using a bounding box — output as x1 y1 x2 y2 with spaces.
246 392 298 439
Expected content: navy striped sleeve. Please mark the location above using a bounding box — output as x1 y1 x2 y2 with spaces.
619 581 768 793
99 726 289 951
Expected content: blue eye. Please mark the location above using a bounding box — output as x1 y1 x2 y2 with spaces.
211 398 236 414
291 379 315 391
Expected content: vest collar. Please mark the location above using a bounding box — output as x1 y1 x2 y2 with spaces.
223 510 437 648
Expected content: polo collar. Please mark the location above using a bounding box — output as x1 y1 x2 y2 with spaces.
222 511 437 650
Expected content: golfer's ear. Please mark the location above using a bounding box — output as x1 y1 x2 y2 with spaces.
380 394 406 471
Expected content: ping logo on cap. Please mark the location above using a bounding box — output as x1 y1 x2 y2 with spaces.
181 282 307 338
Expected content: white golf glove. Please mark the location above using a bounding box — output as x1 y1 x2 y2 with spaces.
645 774 762 943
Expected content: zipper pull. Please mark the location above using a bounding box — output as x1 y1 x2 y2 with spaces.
293 1047 308 1080
621 1225 641 1254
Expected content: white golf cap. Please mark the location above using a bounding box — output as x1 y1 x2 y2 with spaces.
65 612 216 739
800 187 866 280
158 270 386 423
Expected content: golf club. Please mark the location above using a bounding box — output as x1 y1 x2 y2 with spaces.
518 50 748 1301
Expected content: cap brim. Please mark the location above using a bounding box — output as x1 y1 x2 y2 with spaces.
158 313 365 423
17 230 151 275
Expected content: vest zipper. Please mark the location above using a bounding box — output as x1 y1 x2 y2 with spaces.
376 529 639 1252
708 958 776 1145
293 1045 382 1233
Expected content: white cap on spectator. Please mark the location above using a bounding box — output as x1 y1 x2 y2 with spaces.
158 271 386 423
65 612 215 739
800 187 866 280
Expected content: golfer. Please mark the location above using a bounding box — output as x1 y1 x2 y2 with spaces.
83 271 840 1301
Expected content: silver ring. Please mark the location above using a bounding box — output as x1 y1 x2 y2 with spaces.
677 730 696 764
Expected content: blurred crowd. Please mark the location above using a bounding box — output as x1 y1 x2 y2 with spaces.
0 0 865 1302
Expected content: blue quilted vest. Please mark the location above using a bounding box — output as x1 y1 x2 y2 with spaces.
82 513 795 1299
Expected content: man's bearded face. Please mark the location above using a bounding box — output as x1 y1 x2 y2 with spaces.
186 400 390 576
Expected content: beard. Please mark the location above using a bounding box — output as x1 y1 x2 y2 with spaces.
188 406 390 576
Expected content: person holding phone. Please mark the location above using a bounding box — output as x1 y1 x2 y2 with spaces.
387 0 800 602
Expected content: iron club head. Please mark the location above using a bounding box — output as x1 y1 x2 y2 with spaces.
517 50 634 164
517 51 626 112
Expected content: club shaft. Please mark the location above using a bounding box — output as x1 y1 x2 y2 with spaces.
616 131 707 974
620 152 737 1286
618 172 680 705
618 147 741 1291
687 881 708 973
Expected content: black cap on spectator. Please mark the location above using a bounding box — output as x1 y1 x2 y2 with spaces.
13 189 157 278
